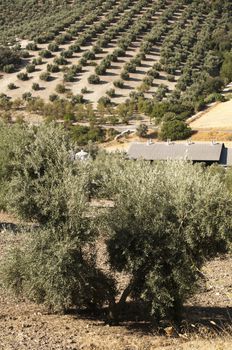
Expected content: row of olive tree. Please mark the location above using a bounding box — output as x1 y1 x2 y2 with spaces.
0 123 231 324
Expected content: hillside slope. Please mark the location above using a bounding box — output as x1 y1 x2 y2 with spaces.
0 0 231 108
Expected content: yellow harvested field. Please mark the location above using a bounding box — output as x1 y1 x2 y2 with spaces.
190 100 232 129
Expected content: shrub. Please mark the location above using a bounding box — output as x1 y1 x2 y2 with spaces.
26 42 38 51
20 50 30 58
204 93 226 104
113 79 124 88
153 62 162 71
54 56 68 65
61 50 73 59
83 50 95 61
136 123 148 137
160 120 192 141
22 92 32 101
167 74 175 82
88 74 100 84
95 64 106 75
120 70 129 80
79 57 88 66
26 64 36 73
92 45 102 54
32 57 42 65
106 88 116 98
48 43 59 52
69 44 81 53
63 72 75 82
49 94 59 102
3 64 15 73
81 87 89 94
8 83 17 90
39 72 51 81
220 52 232 84
69 64 82 74
0 47 21 70
17 72 29 81
98 96 111 107
47 64 60 73
71 94 84 104
39 49 52 58
143 76 153 86
55 84 66 94
147 69 160 79
32 83 40 91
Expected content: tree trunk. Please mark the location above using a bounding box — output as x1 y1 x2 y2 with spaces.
107 280 133 325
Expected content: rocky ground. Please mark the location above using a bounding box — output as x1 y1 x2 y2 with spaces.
0 213 231 350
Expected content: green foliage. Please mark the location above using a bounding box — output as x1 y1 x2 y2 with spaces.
113 79 124 89
151 101 194 125
48 43 59 52
71 125 106 145
26 42 38 51
32 57 42 65
220 52 232 84
8 83 17 90
98 96 111 107
0 47 20 70
105 160 232 321
26 64 36 73
1 124 115 312
160 120 192 141
106 88 116 98
55 84 66 94
39 72 51 81
22 92 32 101
0 123 30 210
3 64 15 73
136 123 148 137
0 124 232 322
88 74 100 84
17 72 29 81
54 56 68 66
71 94 84 105
32 83 40 91
47 64 60 73
61 49 73 59
39 49 52 59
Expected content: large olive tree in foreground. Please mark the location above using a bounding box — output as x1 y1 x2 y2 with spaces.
104 159 232 322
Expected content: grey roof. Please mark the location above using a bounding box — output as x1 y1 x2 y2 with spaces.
128 142 224 162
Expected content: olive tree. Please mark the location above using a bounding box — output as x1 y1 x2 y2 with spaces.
2 124 115 312
105 159 232 323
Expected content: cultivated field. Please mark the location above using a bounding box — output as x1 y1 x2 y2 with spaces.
190 99 232 130
0 0 223 107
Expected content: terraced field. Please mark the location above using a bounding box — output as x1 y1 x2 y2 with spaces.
0 0 228 108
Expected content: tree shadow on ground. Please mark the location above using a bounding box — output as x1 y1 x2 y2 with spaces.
104 71 118 77
67 303 232 337
128 77 141 82
125 304 232 335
